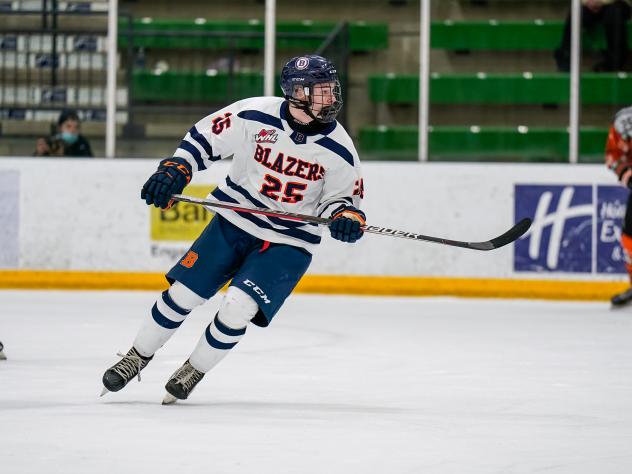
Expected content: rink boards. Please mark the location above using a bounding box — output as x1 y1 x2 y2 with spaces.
0 157 628 299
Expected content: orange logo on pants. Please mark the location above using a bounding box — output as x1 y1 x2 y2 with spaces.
180 250 198 268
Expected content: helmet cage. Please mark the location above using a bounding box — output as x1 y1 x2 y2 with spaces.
281 55 343 123
287 80 343 123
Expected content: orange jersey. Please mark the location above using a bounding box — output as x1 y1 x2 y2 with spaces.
606 125 632 186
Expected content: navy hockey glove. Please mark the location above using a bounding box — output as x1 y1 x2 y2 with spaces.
141 158 192 209
329 205 366 243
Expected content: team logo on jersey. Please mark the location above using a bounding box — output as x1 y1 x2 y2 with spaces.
295 57 309 70
255 129 278 144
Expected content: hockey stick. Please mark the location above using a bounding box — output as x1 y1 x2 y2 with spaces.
171 194 531 251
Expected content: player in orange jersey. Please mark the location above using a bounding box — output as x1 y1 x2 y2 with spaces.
606 106 632 306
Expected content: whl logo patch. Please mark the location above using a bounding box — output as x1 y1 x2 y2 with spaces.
255 129 278 144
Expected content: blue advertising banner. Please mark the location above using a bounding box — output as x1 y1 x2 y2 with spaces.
514 184 629 274
515 185 593 273
596 185 629 274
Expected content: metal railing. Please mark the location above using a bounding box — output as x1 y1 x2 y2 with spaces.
0 5 351 147
0 3 124 126
120 24 350 133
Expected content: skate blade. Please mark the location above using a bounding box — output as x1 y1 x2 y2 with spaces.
162 393 178 405
100 386 110 397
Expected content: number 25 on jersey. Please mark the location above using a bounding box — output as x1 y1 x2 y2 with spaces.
260 174 307 203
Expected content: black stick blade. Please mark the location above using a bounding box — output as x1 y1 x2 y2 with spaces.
478 217 532 251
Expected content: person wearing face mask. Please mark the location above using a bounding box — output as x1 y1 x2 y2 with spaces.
38 109 93 157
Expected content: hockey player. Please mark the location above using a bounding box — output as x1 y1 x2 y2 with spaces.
606 106 632 306
101 55 366 403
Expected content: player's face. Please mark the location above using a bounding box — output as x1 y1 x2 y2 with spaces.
310 82 337 113
292 82 337 119
291 81 341 123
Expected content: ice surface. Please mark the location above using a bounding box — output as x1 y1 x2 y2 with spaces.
1 290 632 474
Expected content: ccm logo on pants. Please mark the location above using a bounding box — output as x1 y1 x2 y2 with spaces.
243 279 271 304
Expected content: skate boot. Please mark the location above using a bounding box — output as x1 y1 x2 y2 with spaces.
0 341 6 361
611 287 632 307
162 360 205 405
101 347 153 396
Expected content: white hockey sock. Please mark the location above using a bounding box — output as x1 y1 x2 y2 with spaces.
188 313 247 373
188 286 258 373
133 282 205 358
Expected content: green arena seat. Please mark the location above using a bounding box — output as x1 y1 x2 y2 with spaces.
369 73 632 105
118 19 388 52
358 126 608 162
430 20 629 51
132 71 266 103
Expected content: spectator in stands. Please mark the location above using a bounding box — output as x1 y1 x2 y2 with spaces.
33 109 93 157
55 109 93 157
554 0 631 72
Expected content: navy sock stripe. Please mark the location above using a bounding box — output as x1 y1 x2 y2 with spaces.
214 314 246 337
204 324 238 350
162 290 191 316
151 303 184 329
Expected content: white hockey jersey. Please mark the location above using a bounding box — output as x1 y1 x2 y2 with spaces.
172 96 364 253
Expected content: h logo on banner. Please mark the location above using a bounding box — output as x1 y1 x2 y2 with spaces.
515 184 628 274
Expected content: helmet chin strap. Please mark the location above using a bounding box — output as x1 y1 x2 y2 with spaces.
287 96 324 124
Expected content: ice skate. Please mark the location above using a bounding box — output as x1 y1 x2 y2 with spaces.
0 341 6 361
101 347 153 396
162 360 205 405
611 287 632 308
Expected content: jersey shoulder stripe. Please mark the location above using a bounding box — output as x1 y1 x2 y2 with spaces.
177 140 206 170
189 125 213 157
211 188 322 244
314 136 355 167
177 124 222 171
237 110 284 130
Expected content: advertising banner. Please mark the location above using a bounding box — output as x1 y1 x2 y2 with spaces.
0 158 626 282
515 184 628 275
